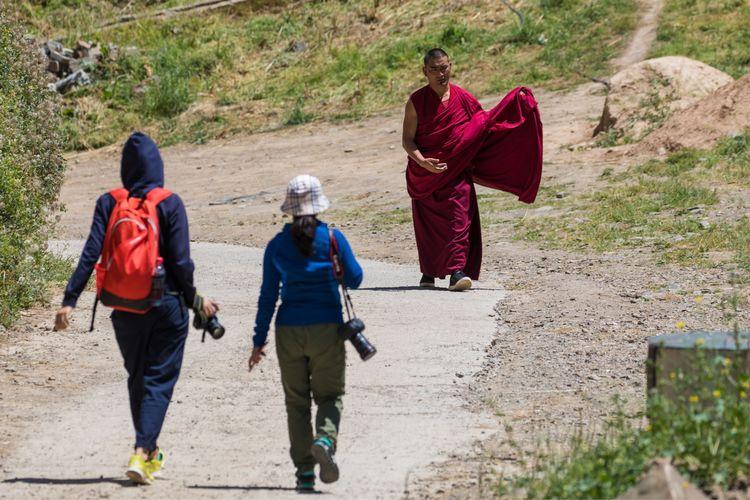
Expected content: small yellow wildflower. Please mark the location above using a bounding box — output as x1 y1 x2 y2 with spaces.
689 395 700 403
695 338 705 347
724 357 732 366
669 371 677 380
675 321 686 330
644 424 652 432
741 391 747 399
713 390 722 398
694 296 704 304
741 380 750 389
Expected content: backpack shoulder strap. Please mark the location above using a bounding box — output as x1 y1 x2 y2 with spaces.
108 188 128 202
145 187 173 206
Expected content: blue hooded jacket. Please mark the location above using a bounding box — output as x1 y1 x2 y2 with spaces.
62 132 197 308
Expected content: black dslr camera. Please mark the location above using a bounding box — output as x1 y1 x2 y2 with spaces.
339 318 376 361
194 313 225 343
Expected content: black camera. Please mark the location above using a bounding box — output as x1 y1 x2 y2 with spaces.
194 313 225 342
338 318 376 361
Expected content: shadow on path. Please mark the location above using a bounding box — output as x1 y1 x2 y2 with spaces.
189 484 315 493
3 477 132 487
358 286 502 292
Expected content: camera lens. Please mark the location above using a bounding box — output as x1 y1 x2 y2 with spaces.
350 332 377 361
207 316 225 339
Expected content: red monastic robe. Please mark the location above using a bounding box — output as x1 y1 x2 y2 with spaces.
407 84 543 280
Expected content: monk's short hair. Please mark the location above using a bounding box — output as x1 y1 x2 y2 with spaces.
423 48 449 65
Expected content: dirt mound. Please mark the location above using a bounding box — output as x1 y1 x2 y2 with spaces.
639 73 750 153
594 56 733 142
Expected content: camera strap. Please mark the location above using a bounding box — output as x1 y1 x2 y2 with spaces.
329 227 356 321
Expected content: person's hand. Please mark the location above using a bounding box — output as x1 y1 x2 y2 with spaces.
54 306 74 331
420 157 447 174
202 298 219 318
248 346 266 372
193 294 219 323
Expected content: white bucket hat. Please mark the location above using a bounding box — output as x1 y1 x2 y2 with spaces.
280 174 330 216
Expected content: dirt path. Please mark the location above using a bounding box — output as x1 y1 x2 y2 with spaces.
0 241 500 498
613 0 664 70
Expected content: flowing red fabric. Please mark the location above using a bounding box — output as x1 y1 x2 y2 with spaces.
407 84 543 279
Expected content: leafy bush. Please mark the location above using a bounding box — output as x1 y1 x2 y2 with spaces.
0 8 67 327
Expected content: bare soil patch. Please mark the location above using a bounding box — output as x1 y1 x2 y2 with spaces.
640 73 750 154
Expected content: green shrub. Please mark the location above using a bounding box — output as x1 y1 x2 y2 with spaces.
0 8 67 327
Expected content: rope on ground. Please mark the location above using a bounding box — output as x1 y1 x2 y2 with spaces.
499 0 525 27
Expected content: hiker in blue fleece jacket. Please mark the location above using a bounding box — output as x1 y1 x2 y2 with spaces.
248 174 363 492
54 132 219 484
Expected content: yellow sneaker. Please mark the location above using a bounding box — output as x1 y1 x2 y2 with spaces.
126 454 153 485
147 448 167 478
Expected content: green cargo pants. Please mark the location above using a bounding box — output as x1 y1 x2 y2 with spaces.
275 323 346 473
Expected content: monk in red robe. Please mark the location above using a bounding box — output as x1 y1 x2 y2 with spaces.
402 48 543 291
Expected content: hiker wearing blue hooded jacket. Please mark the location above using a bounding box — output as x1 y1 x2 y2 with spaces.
54 132 219 485
249 175 364 492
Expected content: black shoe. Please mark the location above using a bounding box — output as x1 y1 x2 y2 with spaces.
448 270 472 291
296 470 315 492
419 274 435 288
311 436 339 484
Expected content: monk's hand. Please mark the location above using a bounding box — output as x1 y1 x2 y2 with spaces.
420 158 448 174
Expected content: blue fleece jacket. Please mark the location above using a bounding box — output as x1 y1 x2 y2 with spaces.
253 221 363 347
62 132 197 308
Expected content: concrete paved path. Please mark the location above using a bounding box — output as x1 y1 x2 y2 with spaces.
1 241 501 499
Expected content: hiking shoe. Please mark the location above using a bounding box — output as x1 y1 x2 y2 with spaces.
147 448 166 478
419 274 436 288
311 436 339 484
126 454 153 485
296 470 316 493
448 271 472 291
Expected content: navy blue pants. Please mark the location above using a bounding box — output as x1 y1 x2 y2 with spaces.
112 295 189 450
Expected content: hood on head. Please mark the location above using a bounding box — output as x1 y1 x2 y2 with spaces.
120 132 164 196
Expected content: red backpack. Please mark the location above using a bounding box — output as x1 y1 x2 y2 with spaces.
94 187 172 315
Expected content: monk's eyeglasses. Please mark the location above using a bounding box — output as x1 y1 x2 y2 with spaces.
427 64 451 74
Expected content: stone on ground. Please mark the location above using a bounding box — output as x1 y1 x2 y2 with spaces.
619 458 708 500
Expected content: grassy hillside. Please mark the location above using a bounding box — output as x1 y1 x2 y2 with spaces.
508 133 750 277
19 0 637 150
650 0 750 78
